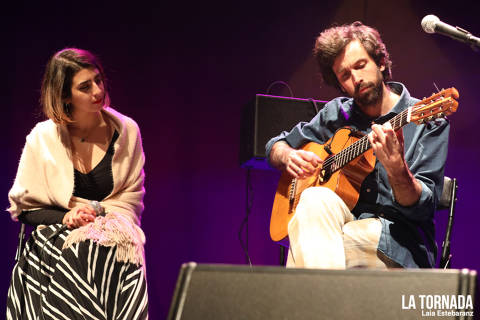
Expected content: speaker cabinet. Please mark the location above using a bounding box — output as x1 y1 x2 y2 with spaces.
168 263 477 320
239 95 325 169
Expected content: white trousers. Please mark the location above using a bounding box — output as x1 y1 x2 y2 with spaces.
286 187 396 269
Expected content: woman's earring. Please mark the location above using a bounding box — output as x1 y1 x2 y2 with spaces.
63 103 72 117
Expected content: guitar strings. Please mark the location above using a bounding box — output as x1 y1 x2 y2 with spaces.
321 108 410 173
320 91 452 173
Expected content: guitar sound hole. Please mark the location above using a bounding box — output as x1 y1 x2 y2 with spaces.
318 169 325 183
318 167 332 184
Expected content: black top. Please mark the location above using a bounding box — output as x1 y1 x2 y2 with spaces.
18 131 118 226
73 130 118 200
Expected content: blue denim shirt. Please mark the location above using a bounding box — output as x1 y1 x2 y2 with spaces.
265 82 450 268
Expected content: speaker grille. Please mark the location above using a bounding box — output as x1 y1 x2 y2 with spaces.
169 263 477 320
239 95 325 169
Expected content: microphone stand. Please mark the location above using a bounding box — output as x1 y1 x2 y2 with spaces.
454 26 480 51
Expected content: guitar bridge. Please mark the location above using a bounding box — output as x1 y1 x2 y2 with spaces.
288 178 297 212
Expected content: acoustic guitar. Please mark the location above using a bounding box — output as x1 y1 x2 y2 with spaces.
270 88 459 242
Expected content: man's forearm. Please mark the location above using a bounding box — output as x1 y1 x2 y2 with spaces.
387 160 422 207
269 141 293 170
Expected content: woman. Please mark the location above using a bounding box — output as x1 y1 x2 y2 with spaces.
7 48 148 319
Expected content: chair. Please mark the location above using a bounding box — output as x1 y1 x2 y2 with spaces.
278 176 458 269
437 176 458 269
15 223 26 262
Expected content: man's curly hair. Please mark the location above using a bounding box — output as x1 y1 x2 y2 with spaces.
313 21 392 91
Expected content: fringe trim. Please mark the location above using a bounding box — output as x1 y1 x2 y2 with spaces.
63 212 145 265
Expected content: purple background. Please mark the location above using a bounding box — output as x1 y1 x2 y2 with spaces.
2 0 480 318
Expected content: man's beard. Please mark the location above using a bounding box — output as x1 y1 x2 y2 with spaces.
353 69 384 108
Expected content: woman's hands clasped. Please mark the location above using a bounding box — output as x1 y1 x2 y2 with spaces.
62 204 97 229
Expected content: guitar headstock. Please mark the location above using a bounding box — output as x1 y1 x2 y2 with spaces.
410 87 459 125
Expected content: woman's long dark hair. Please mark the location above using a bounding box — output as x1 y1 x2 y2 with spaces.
41 48 110 124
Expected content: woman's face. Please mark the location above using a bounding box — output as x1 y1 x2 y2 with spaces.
67 67 105 117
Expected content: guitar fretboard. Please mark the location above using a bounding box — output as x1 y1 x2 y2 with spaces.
324 108 410 172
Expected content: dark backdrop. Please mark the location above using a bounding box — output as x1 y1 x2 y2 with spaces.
2 0 480 318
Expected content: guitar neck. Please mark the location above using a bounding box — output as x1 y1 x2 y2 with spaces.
327 108 411 172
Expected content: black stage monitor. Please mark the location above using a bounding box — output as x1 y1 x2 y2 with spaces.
239 95 326 170
169 263 477 320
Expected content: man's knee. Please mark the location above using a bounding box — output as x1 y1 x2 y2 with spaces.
293 187 351 225
343 218 382 244
299 187 338 204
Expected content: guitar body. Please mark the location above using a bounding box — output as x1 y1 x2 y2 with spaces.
270 127 376 241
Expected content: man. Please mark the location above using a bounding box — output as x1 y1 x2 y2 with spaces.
266 22 449 269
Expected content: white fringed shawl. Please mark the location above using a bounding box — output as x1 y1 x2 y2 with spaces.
7 107 146 265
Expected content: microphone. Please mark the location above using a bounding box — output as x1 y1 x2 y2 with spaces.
421 15 480 48
89 200 105 216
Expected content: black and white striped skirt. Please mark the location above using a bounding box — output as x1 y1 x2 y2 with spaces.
7 224 148 319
